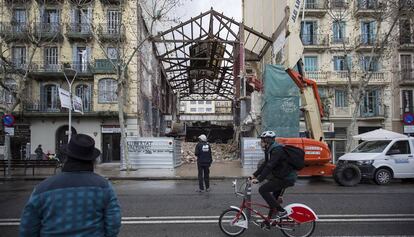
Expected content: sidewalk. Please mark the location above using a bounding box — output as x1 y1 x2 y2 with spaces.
0 160 256 181
96 160 256 180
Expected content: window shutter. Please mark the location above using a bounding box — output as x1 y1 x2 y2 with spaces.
72 44 77 67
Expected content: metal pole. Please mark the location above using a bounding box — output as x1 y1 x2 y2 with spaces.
63 69 77 143
5 134 10 177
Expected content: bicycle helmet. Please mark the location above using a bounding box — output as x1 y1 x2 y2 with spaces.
259 131 276 139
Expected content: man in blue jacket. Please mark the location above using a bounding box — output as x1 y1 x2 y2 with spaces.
195 134 212 192
20 134 121 237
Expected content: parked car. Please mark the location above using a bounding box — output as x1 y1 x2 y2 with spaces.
333 137 414 186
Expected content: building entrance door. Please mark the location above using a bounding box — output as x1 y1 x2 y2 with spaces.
102 133 121 162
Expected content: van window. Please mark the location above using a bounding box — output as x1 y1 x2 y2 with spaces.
352 140 391 153
389 141 411 154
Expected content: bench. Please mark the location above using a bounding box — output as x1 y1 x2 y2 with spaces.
0 159 61 176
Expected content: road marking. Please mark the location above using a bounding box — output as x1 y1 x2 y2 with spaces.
1 214 414 226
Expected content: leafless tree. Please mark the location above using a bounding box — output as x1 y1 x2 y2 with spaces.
324 0 414 151
70 0 187 169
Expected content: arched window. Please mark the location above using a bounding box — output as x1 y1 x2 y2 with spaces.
75 84 92 111
98 78 117 103
0 79 17 105
41 84 59 111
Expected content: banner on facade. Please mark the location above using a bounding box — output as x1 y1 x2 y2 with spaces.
58 88 71 109
72 95 83 114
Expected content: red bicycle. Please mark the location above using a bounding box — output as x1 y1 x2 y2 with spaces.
218 179 317 237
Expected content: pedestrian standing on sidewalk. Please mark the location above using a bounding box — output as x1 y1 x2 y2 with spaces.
195 134 213 192
19 134 122 237
34 144 44 160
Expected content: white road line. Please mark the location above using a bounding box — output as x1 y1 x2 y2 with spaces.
1 215 414 226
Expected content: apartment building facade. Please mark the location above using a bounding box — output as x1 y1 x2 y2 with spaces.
0 0 175 162
243 0 407 158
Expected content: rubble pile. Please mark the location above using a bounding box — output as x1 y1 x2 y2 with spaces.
181 141 238 163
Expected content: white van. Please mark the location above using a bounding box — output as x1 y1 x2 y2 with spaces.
334 137 414 186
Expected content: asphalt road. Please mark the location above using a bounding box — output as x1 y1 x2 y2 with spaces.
1 178 414 237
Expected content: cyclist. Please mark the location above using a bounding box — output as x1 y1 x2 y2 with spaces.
250 131 297 227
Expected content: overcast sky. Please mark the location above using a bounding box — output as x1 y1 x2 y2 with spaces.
177 0 242 22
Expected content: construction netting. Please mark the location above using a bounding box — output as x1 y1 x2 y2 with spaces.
262 64 300 137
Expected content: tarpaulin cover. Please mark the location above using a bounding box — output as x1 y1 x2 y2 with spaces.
262 64 300 137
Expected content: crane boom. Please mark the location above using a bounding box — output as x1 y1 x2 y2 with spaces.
286 68 325 142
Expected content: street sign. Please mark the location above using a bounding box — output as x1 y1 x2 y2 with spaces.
403 113 414 125
404 125 414 134
5 127 14 136
2 114 15 127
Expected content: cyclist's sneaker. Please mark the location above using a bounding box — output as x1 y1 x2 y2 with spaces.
274 210 288 219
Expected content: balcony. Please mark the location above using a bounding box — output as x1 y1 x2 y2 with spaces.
399 34 414 50
330 36 350 47
97 24 125 42
359 104 386 119
398 69 414 86
71 61 94 76
99 0 123 4
301 0 328 17
94 59 117 74
301 34 329 51
306 71 329 84
0 22 29 43
24 101 92 114
65 23 93 41
34 22 63 42
355 34 377 51
330 0 349 8
354 0 383 17
27 61 65 78
399 0 414 14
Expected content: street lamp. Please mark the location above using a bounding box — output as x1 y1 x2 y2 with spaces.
63 66 78 143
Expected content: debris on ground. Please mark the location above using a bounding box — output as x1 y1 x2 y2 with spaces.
181 141 238 163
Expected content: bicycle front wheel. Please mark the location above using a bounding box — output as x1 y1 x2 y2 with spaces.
279 218 316 237
218 208 247 237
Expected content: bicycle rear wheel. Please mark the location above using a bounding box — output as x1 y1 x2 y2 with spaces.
279 218 316 237
218 208 247 236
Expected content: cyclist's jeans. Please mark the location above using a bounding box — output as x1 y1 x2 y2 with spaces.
258 179 294 212
197 164 210 190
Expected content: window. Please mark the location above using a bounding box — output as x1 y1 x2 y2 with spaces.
300 21 318 45
361 21 376 44
107 47 118 60
12 46 26 69
198 101 204 104
44 47 58 71
190 108 196 112
362 89 380 116
42 9 60 32
402 90 413 113
12 9 27 32
0 79 17 104
198 108 205 112
304 56 318 71
401 54 413 81
390 140 411 154
361 56 380 72
358 0 377 9
190 101 196 104
98 79 117 103
335 89 348 107
332 21 346 43
107 10 120 34
41 84 59 111
206 108 212 112
206 101 212 104
75 84 91 112
73 47 90 72
400 19 412 44
333 56 350 71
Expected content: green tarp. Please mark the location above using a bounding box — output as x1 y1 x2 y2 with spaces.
262 64 300 137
